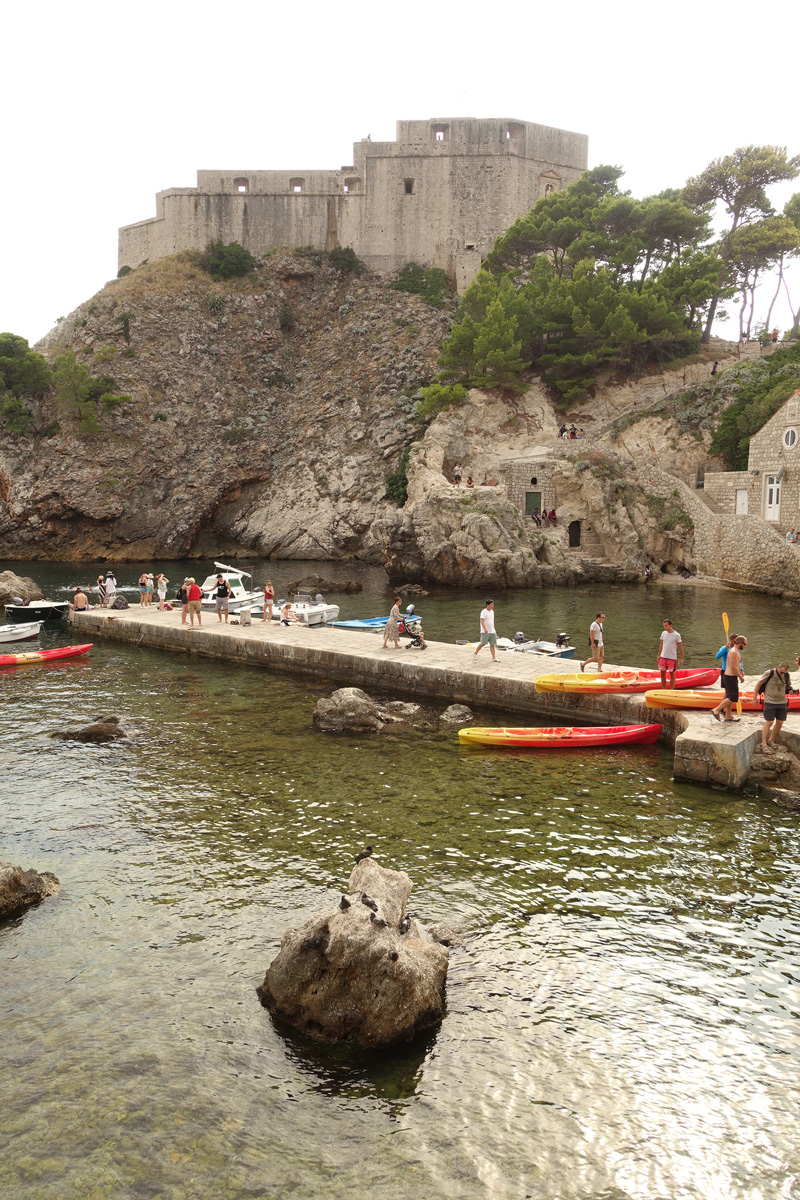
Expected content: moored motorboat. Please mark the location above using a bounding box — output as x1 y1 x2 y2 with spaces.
4 599 69 623
644 688 800 712
534 668 721 694
261 593 340 626
199 562 264 614
0 621 45 643
458 724 662 748
330 608 419 631
0 643 92 667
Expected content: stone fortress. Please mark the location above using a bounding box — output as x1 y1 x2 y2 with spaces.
118 117 588 292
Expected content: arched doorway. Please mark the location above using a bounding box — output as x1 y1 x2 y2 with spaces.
568 520 581 548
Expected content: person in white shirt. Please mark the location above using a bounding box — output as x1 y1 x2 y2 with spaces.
580 612 605 672
473 599 498 661
657 618 684 689
104 572 117 602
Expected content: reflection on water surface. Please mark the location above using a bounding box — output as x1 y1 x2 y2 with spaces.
1 565 800 1199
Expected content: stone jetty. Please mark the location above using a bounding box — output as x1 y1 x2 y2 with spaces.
69 607 785 790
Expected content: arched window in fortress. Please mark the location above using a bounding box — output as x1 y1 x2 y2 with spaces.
544 184 555 196
289 177 305 193
233 178 249 194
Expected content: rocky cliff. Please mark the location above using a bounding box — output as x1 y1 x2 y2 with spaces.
0 252 746 588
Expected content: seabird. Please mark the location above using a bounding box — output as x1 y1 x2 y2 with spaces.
360 893 378 912
399 916 411 935
388 951 399 961
370 912 388 929
354 846 373 864
339 896 351 911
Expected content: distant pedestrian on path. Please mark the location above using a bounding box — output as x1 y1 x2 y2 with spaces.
473 600 498 661
186 578 202 626
658 618 684 689
756 662 795 752
580 612 605 673
453 463 463 485
262 580 275 622
772 328 779 344
711 361 719 376
711 635 746 721
104 572 117 604
156 573 169 610
95 575 107 607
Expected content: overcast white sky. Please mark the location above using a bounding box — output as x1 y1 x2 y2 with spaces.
2 0 798 346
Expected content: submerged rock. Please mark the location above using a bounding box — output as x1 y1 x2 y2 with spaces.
0 862 59 918
256 855 449 1047
51 715 129 744
313 688 385 732
440 704 473 725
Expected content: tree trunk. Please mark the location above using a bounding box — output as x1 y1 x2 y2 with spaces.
782 274 799 339
763 253 784 334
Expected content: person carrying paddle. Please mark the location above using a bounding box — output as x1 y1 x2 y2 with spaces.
711 635 746 722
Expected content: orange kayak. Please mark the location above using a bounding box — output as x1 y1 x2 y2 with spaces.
0 643 93 667
535 668 721 694
459 724 662 748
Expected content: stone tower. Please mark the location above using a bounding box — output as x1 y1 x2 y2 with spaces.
118 117 588 292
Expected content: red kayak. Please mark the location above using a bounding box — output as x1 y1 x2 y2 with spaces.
535 668 721 694
0 643 93 667
458 724 662 748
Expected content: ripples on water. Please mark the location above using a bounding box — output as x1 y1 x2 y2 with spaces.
2 579 800 1199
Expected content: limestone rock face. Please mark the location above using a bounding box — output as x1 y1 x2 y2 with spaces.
0 862 59 918
440 704 473 724
51 715 129 744
257 857 449 1047
313 688 385 732
0 571 43 604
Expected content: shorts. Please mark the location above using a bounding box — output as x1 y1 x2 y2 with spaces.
763 702 788 722
187 599 201 615
723 674 739 702
216 597 229 611
480 632 498 646
658 657 677 672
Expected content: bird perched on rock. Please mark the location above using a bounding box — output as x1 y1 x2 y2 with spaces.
354 846 373 864
370 912 388 929
388 951 399 961
360 893 378 912
399 916 411 935
339 896 351 911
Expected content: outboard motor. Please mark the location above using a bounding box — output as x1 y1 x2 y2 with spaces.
315 593 325 604
513 631 526 644
555 632 570 649
405 603 416 616
10 596 25 607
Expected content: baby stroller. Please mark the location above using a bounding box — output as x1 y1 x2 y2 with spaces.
398 604 427 649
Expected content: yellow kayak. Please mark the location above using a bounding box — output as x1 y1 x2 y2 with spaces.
534 669 720 694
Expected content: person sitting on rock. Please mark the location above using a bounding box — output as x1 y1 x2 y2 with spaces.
465 476 474 488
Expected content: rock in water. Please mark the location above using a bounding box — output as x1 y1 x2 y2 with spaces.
440 704 474 725
256 856 449 1047
0 862 59 918
0 571 43 605
313 688 385 732
51 716 129 744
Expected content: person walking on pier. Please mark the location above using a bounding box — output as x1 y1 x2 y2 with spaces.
213 573 232 623
262 580 275 623
711 635 746 721
473 599 498 661
580 613 605 673
756 662 795 752
658 618 684 689
383 596 402 649
186 578 202 626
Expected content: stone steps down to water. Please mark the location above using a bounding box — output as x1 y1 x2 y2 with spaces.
69 608 800 791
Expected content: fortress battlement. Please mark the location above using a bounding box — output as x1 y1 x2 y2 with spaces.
119 117 588 291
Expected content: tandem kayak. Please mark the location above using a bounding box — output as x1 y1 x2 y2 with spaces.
534 668 721 694
644 688 800 712
458 724 663 749
0 643 93 667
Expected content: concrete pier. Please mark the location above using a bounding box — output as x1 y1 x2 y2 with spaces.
68 607 782 791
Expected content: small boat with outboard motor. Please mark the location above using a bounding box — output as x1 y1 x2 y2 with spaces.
0 643 92 667
199 562 264 615
257 592 340 626
458 723 663 749
330 606 420 631
0 621 45 643
460 631 575 658
4 598 69 623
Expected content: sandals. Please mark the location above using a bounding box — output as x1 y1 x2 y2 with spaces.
711 711 722 722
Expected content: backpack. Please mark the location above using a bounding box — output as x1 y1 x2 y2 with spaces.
111 595 129 610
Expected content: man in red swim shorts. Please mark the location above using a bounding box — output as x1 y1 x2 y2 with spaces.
657 618 684 689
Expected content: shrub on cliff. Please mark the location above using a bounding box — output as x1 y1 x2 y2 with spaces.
0 333 51 399
710 342 800 467
417 383 467 422
392 263 449 309
53 350 132 436
327 246 363 274
198 240 257 280
385 446 410 506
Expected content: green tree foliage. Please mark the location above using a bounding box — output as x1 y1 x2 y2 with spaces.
0 333 51 398
684 145 800 340
384 446 410 506
198 240 257 279
710 342 800 468
417 383 468 422
391 263 449 308
53 349 132 435
327 246 363 273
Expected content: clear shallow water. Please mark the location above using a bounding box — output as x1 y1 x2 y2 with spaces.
2 566 800 1199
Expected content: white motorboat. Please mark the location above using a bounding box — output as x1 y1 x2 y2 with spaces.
0 620 45 643
199 562 264 614
260 592 340 626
